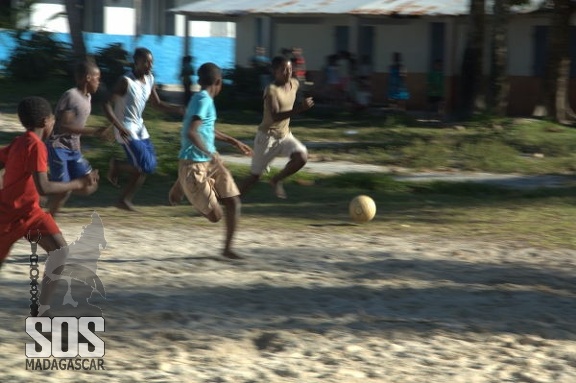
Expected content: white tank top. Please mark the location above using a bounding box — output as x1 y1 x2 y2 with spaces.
114 71 154 142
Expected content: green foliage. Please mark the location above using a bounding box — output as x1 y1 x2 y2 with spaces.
222 66 260 96
93 43 130 91
0 0 37 29
5 31 72 81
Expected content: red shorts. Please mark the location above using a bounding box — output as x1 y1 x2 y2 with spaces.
0 209 60 262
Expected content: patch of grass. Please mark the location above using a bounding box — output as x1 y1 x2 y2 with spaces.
458 140 522 172
57 171 576 250
400 139 452 169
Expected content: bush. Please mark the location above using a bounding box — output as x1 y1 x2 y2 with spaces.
93 43 130 91
5 31 72 81
222 66 262 101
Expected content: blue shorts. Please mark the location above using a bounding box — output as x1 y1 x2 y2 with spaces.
121 138 157 174
47 146 92 182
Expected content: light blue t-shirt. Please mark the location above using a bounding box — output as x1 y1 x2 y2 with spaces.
179 90 216 162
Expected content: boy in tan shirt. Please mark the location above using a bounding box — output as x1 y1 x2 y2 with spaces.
240 56 314 199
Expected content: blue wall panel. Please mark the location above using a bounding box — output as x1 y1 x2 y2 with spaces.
0 30 235 85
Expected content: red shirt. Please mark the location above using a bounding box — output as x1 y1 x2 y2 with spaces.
0 131 47 222
295 56 306 80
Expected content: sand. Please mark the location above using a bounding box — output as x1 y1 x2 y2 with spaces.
1 214 576 383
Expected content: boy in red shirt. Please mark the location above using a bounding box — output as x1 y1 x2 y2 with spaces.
0 97 98 314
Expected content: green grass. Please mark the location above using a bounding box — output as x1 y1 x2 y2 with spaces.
4 77 576 249
57 170 576 250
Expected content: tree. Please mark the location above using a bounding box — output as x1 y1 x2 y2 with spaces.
64 0 87 60
460 0 486 117
533 0 576 123
0 0 37 29
488 0 511 116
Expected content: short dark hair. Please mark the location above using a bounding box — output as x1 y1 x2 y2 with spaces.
271 56 290 71
74 59 99 79
197 62 221 86
134 47 152 61
18 96 53 130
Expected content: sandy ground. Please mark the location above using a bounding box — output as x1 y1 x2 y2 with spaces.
1 214 576 383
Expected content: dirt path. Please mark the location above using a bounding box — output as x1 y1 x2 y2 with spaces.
1 216 575 382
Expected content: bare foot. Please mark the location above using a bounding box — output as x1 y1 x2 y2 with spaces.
222 249 243 259
270 180 287 199
168 183 184 206
107 158 120 188
116 199 138 212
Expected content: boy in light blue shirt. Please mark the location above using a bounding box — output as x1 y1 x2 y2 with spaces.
169 62 252 259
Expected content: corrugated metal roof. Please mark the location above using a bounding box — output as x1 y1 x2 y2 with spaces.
169 0 545 17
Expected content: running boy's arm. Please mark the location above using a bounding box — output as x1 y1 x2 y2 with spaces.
186 116 213 157
215 130 252 156
57 109 108 136
149 86 185 116
267 90 314 122
33 170 98 196
103 77 131 140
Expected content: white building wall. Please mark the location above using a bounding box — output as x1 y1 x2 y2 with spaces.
27 0 233 37
507 14 550 76
174 17 235 38
372 20 429 73
104 7 136 35
28 3 67 32
275 20 336 70
235 17 257 68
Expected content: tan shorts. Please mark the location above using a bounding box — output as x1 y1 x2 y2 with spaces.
178 157 240 216
250 131 307 175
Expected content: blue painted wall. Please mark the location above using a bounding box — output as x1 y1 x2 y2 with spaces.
0 30 235 85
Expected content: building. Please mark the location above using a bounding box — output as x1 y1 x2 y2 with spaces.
22 0 235 38
0 0 235 85
170 0 567 115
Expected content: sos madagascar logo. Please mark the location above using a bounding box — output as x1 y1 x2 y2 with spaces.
25 213 106 371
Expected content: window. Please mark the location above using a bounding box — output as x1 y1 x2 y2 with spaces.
335 26 349 53
429 22 445 69
358 25 374 63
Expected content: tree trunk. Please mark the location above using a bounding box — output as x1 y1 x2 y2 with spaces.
533 0 574 122
489 0 510 116
64 0 87 60
551 0 573 123
460 0 486 117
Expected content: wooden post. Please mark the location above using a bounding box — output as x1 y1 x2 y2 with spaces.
184 15 190 57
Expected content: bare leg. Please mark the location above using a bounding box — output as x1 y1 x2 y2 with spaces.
270 152 307 199
47 191 72 217
220 196 241 259
202 197 241 259
114 161 146 212
168 179 184 206
239 174 261 196
398 99 407 111
107 158 120 188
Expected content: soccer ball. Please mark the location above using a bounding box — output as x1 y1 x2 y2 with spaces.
349 195 376 223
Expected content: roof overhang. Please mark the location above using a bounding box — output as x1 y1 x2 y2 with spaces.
168 0 547 18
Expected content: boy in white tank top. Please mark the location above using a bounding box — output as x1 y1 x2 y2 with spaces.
104 47 184 211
